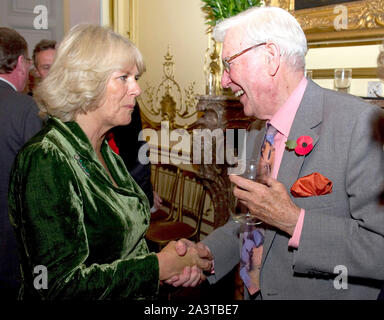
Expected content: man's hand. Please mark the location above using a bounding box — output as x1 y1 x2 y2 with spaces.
229 175 301 235
164 239 213 287
157 240 213 282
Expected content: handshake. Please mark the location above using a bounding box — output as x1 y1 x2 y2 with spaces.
156 239 213 287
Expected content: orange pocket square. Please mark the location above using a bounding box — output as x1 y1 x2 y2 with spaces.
291 172 333 198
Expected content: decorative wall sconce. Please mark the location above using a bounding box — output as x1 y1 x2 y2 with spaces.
140 47 198 130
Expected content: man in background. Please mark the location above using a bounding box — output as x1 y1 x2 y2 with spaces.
0 27 42 299
32 39 56 80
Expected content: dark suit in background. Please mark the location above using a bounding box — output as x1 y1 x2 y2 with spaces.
0 79 42 298
110 104 154 207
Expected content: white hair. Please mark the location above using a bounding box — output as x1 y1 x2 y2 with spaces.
213 6 307 71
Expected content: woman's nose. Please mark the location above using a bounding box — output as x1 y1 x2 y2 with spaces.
131 81 142 97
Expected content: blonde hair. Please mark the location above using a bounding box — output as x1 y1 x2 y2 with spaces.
34 24 145 121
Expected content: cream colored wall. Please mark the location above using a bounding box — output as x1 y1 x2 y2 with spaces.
136 0 207 90
306 44 382 97
134 0 208 127
63 0 101 33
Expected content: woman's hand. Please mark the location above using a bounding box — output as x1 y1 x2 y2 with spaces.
163 239 214 287
156 240 213 281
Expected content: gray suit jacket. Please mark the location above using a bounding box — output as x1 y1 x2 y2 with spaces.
203 80 384 299
0 79 42 293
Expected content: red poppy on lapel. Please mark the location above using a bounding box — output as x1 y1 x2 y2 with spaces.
285 135 314 156
295 136 313 155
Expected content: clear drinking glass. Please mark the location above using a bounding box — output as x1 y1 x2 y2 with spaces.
334 68 352 93
230 159 262 225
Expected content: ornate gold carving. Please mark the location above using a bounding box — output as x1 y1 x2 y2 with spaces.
160 92 176 123
204 36 222 96
140 47 198 130
184 82 198 115
265 0 384 45
294 1 384 32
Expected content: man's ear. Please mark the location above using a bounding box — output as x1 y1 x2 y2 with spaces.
16 55 26 75
264 42 280 77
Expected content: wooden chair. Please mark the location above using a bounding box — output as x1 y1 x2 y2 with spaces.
146 169 208 250
149 164 180 222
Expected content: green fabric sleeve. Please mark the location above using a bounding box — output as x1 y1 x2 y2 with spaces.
8 144 159 300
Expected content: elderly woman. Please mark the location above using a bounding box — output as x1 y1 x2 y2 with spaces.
8 24 211 300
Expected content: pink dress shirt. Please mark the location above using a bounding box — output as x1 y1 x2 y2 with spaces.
268 76 308 248
212 77 308 276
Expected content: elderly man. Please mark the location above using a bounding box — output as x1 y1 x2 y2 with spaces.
32 39 56 80
0 28 42 299
171 6 384 299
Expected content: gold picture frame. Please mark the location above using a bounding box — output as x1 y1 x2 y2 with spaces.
265 0 384 46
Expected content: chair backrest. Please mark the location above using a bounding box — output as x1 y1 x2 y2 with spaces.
176 169 208 241
153 164 180 219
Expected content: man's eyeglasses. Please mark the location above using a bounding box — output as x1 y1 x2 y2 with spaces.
24 56 33 64
222 42 266 73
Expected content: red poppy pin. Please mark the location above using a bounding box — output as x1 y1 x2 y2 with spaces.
285 135 314 156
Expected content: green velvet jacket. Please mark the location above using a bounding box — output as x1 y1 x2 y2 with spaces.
8 117 159 300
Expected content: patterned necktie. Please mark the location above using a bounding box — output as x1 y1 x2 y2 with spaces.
240 123 278 295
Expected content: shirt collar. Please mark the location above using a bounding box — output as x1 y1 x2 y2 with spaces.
269 76 308 137
0 77 17 91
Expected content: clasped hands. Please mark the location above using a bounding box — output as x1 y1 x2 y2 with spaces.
156 239 213 287
156 176 301 288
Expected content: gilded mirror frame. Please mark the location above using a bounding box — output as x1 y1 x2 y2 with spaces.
265 0 384 46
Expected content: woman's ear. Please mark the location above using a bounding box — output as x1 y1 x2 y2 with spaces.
264 42 280 77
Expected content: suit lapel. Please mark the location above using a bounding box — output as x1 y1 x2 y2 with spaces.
261 80 324 265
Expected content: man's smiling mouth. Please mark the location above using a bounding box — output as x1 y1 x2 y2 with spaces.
234 89 245 97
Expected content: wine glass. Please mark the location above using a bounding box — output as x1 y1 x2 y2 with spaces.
230 159 262 225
